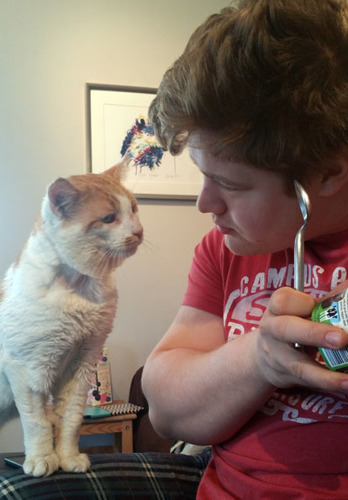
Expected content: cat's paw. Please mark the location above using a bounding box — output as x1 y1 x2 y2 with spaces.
23 453 59 477
59 452 90 473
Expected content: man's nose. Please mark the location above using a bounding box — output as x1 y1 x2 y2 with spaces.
196 180 226 215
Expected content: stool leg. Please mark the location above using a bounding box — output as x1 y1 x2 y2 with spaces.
121 420 133 453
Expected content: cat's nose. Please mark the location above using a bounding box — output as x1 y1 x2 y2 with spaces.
133 227 144 241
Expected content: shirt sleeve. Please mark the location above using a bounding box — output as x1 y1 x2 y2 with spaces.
182 228 224 317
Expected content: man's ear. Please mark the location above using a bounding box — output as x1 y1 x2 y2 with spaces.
319 150 348 196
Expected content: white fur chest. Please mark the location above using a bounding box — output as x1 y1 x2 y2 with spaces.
0 231 118 393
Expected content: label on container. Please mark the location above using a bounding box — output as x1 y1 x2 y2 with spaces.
312 288 348 370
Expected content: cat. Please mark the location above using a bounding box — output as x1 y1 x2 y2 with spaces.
0 158 143 477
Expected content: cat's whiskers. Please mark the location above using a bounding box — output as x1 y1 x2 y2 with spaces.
138 235 154 253
92 249 119 276
93 241 135 276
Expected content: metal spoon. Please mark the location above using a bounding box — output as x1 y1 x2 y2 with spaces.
293 180 312 349
293 180 312 292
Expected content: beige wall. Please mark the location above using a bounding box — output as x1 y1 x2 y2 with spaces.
0 0 227 451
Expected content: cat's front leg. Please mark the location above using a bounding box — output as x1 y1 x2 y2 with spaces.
6 372 59 476
54 369 92 473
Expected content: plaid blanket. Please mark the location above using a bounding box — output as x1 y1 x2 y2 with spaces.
0 451 211 499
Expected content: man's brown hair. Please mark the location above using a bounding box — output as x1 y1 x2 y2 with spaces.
149 0 348 184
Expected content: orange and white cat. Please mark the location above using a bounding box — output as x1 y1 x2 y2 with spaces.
0 159 143 476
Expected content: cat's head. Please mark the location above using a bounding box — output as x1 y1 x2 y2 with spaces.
42 157 143 277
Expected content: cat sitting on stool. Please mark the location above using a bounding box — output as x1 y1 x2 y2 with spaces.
0 158 143 477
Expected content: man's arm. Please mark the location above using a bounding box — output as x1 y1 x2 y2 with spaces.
143 304 275 445
142 288 348 445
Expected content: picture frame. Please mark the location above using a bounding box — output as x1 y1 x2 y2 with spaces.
86 84 202 200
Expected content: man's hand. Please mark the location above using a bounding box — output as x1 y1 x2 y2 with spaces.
256 286 348 392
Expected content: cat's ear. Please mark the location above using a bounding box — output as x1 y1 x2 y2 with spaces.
48 178 81 219
104 153 131 180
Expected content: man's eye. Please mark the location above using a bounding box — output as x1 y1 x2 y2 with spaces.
221 184 237 191
218 181 239 192
101 213 116 224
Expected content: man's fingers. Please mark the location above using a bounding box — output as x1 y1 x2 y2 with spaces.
290 356 348 393
269 287 315 317
260 314 348 349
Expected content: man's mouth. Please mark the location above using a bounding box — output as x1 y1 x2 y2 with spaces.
215 223 234 235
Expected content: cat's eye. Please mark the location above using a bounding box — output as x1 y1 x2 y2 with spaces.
132 203 138 213
101 213 116 224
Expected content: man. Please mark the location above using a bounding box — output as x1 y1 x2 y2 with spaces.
143 0 348 497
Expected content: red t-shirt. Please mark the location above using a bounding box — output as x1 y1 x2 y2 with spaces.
183 228 348 499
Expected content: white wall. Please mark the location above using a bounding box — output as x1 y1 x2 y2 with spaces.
0 0 228 452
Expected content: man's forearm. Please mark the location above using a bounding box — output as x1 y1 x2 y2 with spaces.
142 330 276 445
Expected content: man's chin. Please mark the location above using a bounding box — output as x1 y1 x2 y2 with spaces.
224 234 254 256
224 234 283 256
224 234 239 254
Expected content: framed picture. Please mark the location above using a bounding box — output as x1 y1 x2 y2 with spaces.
86 84 202 199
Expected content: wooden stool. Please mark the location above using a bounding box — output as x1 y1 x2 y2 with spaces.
47 400 137 453
80 401 137 453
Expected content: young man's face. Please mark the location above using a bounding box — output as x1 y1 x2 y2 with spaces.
188 131 306 256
